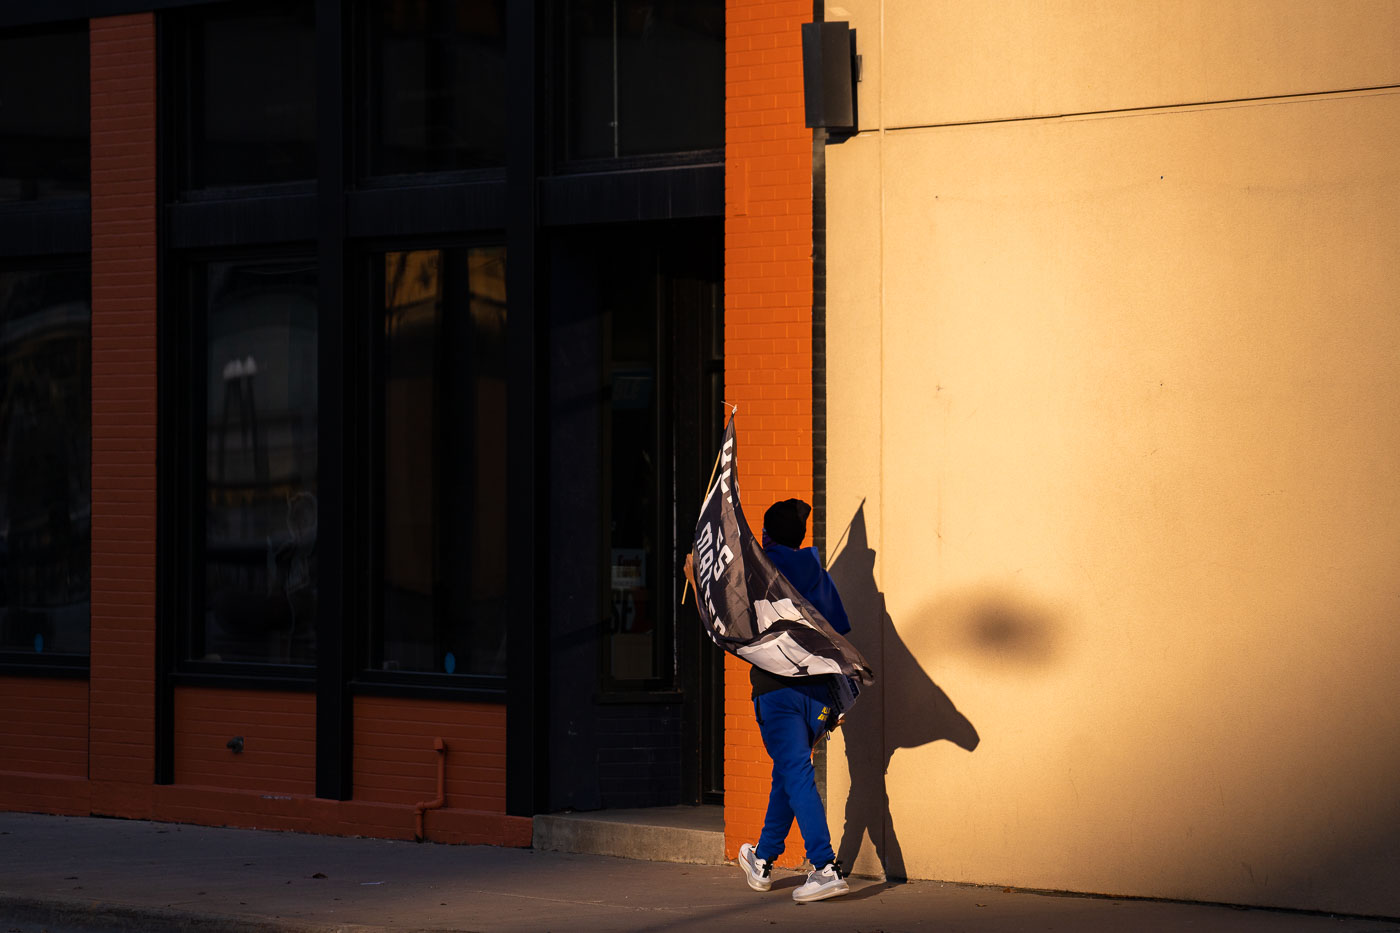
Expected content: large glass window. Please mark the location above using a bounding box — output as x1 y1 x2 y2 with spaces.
193 259 318 665
358 0 508 178
0 264 91 660
557 0 723 163
173 1 317 190
0 25 89 202
371 246 508 678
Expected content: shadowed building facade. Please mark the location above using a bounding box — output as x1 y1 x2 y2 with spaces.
1 0 728 843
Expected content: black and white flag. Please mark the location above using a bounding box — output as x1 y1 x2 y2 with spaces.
691 416 874 712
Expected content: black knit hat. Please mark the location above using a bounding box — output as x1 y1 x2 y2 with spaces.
763 498 811 548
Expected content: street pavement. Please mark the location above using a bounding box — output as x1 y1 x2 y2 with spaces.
1 811 1397 933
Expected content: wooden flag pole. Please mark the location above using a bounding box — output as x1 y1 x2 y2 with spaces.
682 405 737 606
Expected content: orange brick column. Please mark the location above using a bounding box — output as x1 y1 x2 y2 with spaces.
88 13 159 818
724 0 815 867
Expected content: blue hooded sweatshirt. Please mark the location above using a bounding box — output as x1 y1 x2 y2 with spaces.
761 541 850 635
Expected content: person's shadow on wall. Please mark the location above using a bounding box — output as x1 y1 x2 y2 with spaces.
828 502 980 881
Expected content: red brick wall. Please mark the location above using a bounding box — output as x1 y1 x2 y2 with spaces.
72 13 523 846
172 688 316 794
354 697 507 813
147 691 520 845
724 0 815 867
88 13 159 819
0 675 90 801
0 677 91 814
0 678 88 778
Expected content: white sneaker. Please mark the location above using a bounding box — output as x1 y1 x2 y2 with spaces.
793 860 849 903
738 842 773 892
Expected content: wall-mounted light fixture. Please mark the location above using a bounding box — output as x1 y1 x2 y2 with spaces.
801 21 858 133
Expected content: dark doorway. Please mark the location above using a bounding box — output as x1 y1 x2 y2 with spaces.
546 218 723 810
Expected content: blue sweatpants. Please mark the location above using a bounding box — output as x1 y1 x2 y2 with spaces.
754 683 835 868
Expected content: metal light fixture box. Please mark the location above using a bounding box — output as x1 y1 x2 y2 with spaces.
801 21 857 132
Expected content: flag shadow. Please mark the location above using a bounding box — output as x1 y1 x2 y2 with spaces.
828 502 981 881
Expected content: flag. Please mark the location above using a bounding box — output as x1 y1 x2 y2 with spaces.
691 416 875 711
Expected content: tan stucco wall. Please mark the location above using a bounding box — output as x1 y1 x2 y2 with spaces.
822 1 1400 915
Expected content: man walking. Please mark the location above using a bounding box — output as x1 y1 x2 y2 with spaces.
689 497 852 903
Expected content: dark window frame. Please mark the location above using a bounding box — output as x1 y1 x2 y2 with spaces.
348 233 510 702
587 222 721 704
0 22 91 678
547 0 724 171
164 0 319 198
0 20 90 205
0 254 92 676
162 245 322 688
595 238 676 697
349 0 509 187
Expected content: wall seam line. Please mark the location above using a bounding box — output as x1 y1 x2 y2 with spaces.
881 83 1400 133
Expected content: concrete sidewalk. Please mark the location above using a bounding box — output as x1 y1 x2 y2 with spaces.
1 812 1396 933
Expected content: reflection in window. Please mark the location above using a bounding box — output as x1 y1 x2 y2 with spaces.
359 0 508 177
0 266 91 658
558 0 723 162
176 1 317 189
0 26 89 202
199 260 318 665
375 247 507 677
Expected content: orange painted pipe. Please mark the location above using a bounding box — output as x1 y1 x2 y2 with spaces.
413 737 446 841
